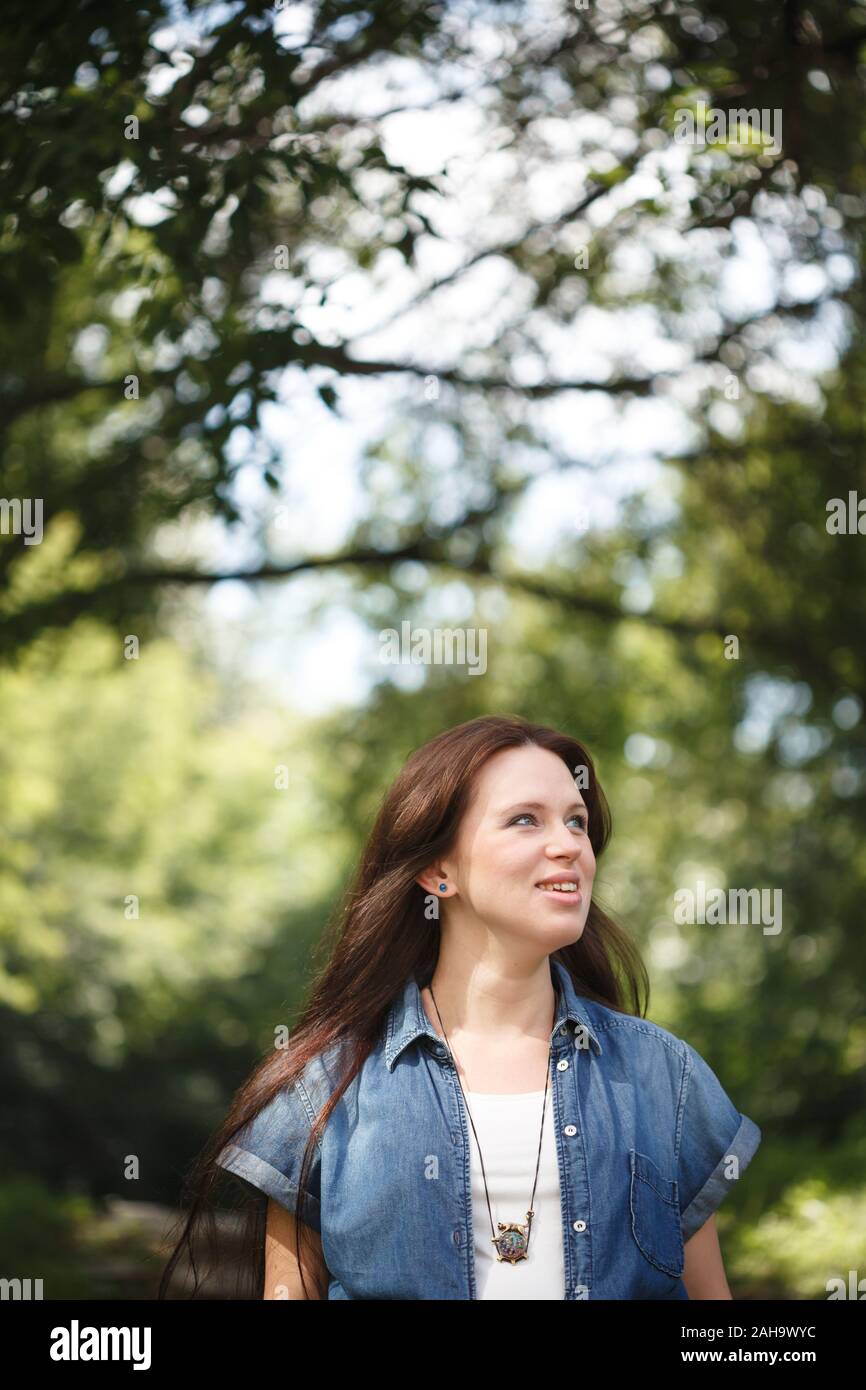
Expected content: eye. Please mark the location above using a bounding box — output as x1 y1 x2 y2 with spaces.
508 811 589 830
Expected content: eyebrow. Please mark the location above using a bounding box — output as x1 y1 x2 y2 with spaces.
497 800 588 816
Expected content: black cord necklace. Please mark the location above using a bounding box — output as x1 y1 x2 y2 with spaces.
428 983 552 1264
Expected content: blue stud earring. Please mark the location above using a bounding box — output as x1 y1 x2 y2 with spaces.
439 883 447 892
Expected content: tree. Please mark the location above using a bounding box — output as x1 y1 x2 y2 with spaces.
2 0 865 682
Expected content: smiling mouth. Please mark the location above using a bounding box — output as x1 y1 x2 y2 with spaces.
536 883 582 898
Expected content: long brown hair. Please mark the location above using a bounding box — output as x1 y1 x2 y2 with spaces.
157 713 649 1299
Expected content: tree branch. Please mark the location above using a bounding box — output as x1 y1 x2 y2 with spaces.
0 529 846 696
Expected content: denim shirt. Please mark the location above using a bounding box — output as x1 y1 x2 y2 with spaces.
217 958 762 1300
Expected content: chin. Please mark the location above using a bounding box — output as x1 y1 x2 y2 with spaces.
540 920 587 948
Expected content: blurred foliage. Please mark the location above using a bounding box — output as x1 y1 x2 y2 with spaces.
3 0 866 649
0 1177 98 1297
0 0 865 1296
0 619 356 1199
0 1176 200 1299
735 1118 866 1299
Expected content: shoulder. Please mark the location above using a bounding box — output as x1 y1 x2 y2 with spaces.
580 1002 759 1164
581 997 689 1061
576 998 695 1104
292 1037 353 1110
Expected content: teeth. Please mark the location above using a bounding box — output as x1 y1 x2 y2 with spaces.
539 883 578 892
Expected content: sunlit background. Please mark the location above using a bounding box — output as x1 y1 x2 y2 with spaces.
1 0 865 1298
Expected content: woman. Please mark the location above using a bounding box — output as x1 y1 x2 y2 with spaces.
159 714 761 1300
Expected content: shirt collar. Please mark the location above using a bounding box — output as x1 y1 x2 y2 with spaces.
384 956 603 1072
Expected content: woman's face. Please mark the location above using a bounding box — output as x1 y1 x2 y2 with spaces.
435 743 596 950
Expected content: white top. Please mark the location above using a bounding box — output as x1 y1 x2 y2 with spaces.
462 1087 566 1300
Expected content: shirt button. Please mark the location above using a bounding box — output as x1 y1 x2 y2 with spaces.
573 1220 587 1232
563 1124 577 1136
556 1059 569 1071
453 1229 462 1246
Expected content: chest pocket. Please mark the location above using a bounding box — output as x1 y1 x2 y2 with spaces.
628 1149 684 1278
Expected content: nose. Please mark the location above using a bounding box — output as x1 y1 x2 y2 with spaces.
545 827 583 858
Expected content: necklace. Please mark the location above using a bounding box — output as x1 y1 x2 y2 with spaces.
428 983 552 1265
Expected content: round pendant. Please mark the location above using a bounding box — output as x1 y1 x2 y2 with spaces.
492 1223 529 1263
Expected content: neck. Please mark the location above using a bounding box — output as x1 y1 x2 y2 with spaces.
423 942 557 1047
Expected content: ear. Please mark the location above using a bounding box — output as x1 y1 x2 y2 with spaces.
415 871 450 895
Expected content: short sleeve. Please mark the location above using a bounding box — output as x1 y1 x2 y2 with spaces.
676 1040 761 1243
216 1079 322 1232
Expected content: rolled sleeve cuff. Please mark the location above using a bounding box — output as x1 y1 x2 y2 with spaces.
217 1143 322 1231
680 1113 762 1243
